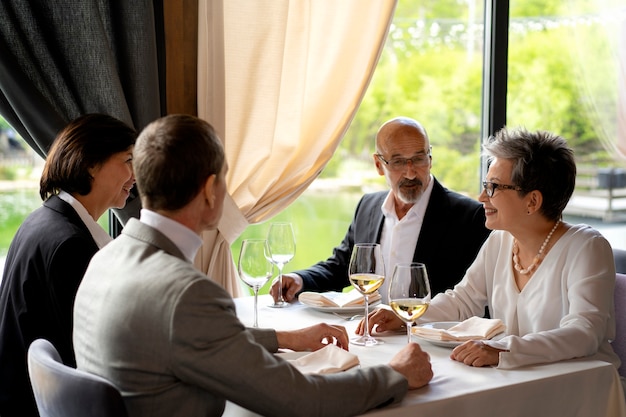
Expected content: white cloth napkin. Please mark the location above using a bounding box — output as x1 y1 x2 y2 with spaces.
298 289 381 307
282 345 360 374
413 317 506 342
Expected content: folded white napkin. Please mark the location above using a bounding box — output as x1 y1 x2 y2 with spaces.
284 345 360 374
298 289 381 308
413 317 506 342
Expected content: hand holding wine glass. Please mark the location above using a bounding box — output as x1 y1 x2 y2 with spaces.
267 222 296 308
388 262 431 344
238 239 274 327
349 243 385 346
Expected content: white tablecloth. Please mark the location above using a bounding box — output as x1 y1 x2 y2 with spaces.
225 294 626 417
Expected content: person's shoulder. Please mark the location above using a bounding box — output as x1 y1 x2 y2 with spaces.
13 201 94 248
565 223 606 241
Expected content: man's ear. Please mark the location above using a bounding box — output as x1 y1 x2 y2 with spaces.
204 174 216 209
373 154 385 176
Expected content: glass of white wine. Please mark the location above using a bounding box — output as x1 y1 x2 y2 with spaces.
388 262 431 344
267 222 296 308
238 239 274 327
349 243 385 346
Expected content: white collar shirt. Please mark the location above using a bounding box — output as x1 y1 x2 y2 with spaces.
378 175 434 303
57 191 112 249
139 209 202 263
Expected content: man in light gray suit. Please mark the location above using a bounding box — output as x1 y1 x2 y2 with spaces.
73 114 433 417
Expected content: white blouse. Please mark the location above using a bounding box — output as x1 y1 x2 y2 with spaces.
421 224 620 370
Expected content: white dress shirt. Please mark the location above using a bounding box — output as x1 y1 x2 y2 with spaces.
378 175 434 302
139 209 202 263
58 191 112 249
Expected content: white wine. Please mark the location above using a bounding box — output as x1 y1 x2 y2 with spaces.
350 273 385 294
390 299 429 322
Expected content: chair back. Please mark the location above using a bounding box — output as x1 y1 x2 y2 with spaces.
613 273 626 377
27 338 128 417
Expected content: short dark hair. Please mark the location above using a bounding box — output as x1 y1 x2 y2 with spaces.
40 114 137 200
483 127 576 221
133 114 225 211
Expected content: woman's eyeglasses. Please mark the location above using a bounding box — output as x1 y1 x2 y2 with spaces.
482 181 522 198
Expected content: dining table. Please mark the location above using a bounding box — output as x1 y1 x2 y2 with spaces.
223 294 626 417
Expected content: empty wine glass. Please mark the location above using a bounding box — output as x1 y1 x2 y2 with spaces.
388 262 431 344
349 243 385 346
238 239 274 327
267 222 296 308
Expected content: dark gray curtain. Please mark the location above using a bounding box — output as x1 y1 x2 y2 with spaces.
0 0 166 224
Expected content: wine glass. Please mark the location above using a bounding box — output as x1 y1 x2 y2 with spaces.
349 243 385 346
388 262 431 344
238 239 274 327
267 222 296 308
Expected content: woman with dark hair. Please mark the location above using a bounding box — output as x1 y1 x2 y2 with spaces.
359 127 620 374
0 113 137 417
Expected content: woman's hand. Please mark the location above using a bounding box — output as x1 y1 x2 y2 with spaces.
450 340 503 367
355 308 404 335
276 323 350 351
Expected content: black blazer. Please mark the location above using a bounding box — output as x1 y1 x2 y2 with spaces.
0 195 99 417
296 178 491 296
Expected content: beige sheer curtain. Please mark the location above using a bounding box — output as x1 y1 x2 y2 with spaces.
195 0 397 296
619 19 626 156
568 2 626 159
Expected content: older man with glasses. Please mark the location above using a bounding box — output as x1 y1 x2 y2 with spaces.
271 116 491 304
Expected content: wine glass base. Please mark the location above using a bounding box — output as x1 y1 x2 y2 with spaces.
268 300 291 308
350 335 384 346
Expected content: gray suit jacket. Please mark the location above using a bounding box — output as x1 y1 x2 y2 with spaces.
73 219 408 417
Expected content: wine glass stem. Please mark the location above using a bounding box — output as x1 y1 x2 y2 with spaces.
406 322 412 344
276 266 285 303
253 289 259 327
363 294 370 338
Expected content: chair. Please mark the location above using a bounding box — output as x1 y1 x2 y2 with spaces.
613 273 626 377
614 249 626 274
27 338 128 417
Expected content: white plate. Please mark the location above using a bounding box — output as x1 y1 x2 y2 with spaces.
413 321 464 348
300 299 381 314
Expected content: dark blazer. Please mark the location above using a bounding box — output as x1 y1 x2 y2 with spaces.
0 195 99 417
296 178 491 296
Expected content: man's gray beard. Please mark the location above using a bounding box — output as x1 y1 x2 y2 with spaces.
397 187 422 205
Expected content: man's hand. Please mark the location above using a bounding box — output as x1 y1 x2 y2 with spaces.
388 343 433 389
269 273 303 302
276 323 350 351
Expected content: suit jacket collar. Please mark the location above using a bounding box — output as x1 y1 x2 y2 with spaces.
122 218 187 262
43 194 92 236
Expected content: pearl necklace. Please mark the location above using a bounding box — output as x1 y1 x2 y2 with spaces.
512 220 560 275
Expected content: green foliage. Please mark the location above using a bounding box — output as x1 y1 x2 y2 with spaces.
431 142 482 198
339 0 621 198
511 1 561 17
232 190 363 295
0 189 41 256
0 166 17 180
0 118 11 131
